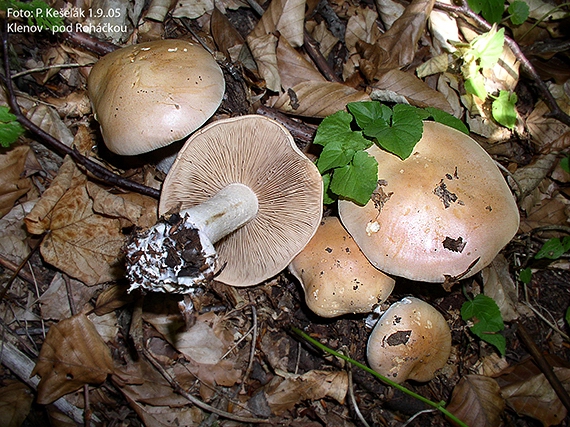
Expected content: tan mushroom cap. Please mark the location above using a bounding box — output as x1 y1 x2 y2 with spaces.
289 216 394 317
88 39 225 155
159 115 323 287
339 121 520 283
367 297 451 383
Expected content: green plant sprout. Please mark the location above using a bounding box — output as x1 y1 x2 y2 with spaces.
468 0 529 24
0 0 64 30
461 293 506 355
314 101 468 205
0 106 25 147
291 327 468 427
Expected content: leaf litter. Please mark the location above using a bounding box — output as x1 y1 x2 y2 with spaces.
0 0 569 426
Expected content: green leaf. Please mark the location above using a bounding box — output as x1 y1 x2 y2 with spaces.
347 101 391 130
329 151 378 205
492 90 518 129
471 26 505 69
560 156 570 173
365 104 424 160
465 73 488 100
461 294 506 355
467 0 505 23
425 107 469 134
321 173 336 205
314 110 371 173
0 106 25 147
518 267 532 284
535 237 570 260
508 1 530 25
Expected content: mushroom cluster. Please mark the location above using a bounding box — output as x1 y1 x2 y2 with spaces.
289 216 394 318
126 115 323 293
339 121 520 284
88 39 225 156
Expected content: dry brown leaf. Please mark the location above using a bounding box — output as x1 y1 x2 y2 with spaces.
511 152 558 200
249 0 305 48
89 311 119 344
277 35 326 91
39 272 100 320
527 84 570 150
499 357 570 426
272 81 370 117
32 313 114 404
0 145 33 218
264 370 348 415
0 200 35 265
0 380 34 427
247 32 281 92
172 0 214 19
306 20 339 59
375 0 405 29
520 192 570 233
446 375 505 427
369 0 435 73
345 6 382 53
211 7 245 60
481 255 520 322
370 69 454 114
94 284 135 316
429 6 459 54
27 104 74 147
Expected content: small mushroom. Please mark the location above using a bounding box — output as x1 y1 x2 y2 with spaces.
367 297 451 383
126 115 323 292
289 216 394 317
88 39 225 155
339 121 520 283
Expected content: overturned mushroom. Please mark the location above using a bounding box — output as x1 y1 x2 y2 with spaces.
126 115 323 293
339 121 520 283
289 216 394 318
367 297 451 383
88 39 225 156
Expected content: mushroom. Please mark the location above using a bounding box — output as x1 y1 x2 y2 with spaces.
338 121 520 283
289 216 394 317
88 39 225 156
367 297 451 383
126 115 323 292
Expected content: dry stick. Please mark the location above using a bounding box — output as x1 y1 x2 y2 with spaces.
303 30 342 83
433 0 570 128
0 30 160 199
515 321 570 412
0 240 41 301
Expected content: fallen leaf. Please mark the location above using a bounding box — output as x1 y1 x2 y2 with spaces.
172 0 214 19
429 6 459 54
498 356 570 426
247 32 281 92
39 272 100 320
446 374 505 427
211 6 245 60
0 380 34 427
306 20 339 59
264 369 348 415
249 0 305 48
481 255 520 322
370 69 454 114
272 81 370 117
89 311 119 344
94 284 135 316
32 313 114 404
0 200 35 264
277 35 326 91
375 0 405 29
511 152 558 200
520 192 570 233
0 145 33 218
527 84 570 150
345 6 382 53
27 104 74 147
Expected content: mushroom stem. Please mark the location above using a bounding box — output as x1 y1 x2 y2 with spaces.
125 183 259 294
183 183 259 244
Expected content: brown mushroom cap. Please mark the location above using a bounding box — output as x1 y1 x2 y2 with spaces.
289 216 394 317
159 115 323 287
367 297 451 383
88 39 225 155
339 121 520 283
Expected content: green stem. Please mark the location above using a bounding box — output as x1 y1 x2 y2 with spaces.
519 3 570 41
292 327 468 427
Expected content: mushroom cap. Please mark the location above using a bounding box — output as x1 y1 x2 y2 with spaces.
88 39 225 156
159 115 324 287
338 121 520 283
367 297 451 383
289 216 394 318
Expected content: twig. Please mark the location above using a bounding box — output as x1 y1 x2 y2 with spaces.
60 31 119 56
347 364 371 427
1 28 160 199
0 239 41 301
11 63 95 79
433 0 570 128
141 346 269 423
303 30 342 83
515 321 570 412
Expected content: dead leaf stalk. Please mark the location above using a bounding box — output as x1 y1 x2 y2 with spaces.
0 238 41 301
515 320 570 412
433 0 570 128
0 29 161 199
